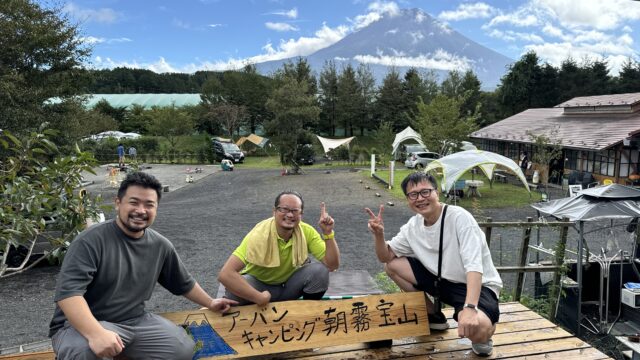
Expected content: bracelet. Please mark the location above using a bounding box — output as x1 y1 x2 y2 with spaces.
322 231 335 240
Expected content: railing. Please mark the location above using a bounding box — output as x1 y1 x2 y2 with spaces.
478 217 572 321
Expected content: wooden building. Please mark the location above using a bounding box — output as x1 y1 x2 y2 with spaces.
470 93 640 184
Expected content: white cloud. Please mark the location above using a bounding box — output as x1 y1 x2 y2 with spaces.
63 2 119 24
350 1 400 29
81 36 132 45
486 11 539 28
438 2 496 21
541 23 567 40
91 56 178 73
172 19 192 29
354 49 472 71
208 24 223 28
534 0 640 31
265 22 299 32
489 29 544 43
271 8 298 19
385 28 398 35
623 25 633 33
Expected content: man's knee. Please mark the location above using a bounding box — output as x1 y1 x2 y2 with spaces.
306 262 329 286
384 257 403 277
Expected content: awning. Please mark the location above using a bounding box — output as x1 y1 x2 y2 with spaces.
316 135 355 154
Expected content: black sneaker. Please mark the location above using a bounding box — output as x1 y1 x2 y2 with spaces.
428 311 449 331
472 339 493 356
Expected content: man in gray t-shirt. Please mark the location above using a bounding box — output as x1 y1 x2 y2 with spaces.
49 172 236 359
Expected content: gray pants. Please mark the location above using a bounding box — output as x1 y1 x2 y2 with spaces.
52 312 194 360
224 260 329 305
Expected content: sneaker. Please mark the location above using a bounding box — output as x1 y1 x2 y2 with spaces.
428 311 449 331
471 339 493 357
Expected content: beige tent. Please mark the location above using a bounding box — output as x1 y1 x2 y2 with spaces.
236 134 269 148
316 135 355 154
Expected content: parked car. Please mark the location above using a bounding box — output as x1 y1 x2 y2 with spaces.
212 138 245 163
401 144 429 161
405 151 441 169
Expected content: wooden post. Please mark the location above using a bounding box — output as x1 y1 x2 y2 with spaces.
514 217 533 301
484 217 493 246
549 218 569 322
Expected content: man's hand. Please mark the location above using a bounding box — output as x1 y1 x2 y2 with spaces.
365 205 384 236
87 328 124 358
255 290 271 307
457 307 481 339
208 298 238 313
318 202 334 236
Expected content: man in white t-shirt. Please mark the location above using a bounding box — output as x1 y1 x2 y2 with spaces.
365 172 502 357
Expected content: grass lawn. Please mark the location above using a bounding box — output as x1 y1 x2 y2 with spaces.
373 168 541 209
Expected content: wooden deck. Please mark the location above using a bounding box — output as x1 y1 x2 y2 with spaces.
258 302 611 360
0 302 611 359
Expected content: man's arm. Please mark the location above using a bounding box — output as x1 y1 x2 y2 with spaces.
218 255 271 307
318 202 340 271
456 271 483 338
57 296 124 357
182 282 237 313
365 205 396 263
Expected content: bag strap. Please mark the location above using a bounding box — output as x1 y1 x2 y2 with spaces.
434 204 448 310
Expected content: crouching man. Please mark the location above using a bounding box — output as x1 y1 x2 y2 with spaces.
365 173 502 356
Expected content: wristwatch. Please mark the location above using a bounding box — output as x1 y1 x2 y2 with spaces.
463 303 477 311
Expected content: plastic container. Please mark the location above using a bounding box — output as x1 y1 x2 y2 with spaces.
532 170 539 184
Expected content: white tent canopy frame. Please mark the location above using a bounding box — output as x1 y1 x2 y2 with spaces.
316 135 355 154
425 150 531 193
391 126 424 156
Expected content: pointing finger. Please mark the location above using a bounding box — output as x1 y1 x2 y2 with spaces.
364 207 376 219
320 202 327 218
378 204 385 219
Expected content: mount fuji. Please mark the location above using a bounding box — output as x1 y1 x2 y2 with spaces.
255 8 513 89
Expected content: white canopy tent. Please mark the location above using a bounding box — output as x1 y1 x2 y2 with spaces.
316 135 355 154
391 126 424 156
425 149 530 193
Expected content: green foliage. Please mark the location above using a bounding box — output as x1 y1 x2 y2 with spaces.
147 106 195 151
0 0 90 135
374 272 401 294
415 95 479 154
0 129 102 276
527 128 563 187
374 121 395 164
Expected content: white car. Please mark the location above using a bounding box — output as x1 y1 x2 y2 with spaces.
405 151 441 169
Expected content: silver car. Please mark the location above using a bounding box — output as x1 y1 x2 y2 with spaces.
405 151 441 169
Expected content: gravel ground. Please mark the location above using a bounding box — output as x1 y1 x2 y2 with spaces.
0 165 630 353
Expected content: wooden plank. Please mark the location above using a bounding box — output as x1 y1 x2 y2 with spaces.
0 352 54 360
160 292 428 359
496 265 564 273
295 327 578 359
515 217 533 300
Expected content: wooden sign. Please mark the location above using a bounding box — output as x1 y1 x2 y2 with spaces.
162 292 429 359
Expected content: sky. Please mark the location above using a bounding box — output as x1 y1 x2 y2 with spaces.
47 0 640 75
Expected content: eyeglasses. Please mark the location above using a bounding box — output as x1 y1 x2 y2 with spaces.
276 206 302 215
406 188 435 200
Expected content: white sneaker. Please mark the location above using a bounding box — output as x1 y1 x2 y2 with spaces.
471 339 493 357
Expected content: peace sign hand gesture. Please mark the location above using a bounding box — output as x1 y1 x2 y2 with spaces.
318 202 334 235
365 205 384 237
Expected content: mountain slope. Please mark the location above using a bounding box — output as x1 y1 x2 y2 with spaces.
255 8 513 89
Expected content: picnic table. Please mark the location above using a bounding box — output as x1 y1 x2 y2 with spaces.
466 179 484 197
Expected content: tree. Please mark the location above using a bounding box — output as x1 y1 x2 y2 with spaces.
440 70 465 99
375 68 406 131
354 64 376 136
615 58 640 94
374 121 395 164
402 68 429 125
0 0 90 134
211 103 248 137
497 51 542 116
459 70 482 117
265 76 320 168
319 61 339 136
336 64 360 136
415 95 478 154
527 128 563 193
147 106 195 151
0 128 102 277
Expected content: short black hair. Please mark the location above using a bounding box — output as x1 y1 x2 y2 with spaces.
117 172 163 201
274 191 304 211
400 172 438 196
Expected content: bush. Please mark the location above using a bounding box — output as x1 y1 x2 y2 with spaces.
0 129 103 277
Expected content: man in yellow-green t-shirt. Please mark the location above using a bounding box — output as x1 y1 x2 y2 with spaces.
218 191 340 306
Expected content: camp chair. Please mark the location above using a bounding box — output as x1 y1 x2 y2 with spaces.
581 172 599 188
603 179 613 185
446 179 466 204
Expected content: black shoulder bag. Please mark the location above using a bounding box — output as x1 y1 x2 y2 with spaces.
433 204 448 312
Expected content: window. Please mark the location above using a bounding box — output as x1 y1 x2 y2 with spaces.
620 148 640 178
565 149 578 170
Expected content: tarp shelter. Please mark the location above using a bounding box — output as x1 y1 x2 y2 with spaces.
316 135 355 154
236 134 269 148
531 184 640 336
391 127 424 156
425 150 530 193
86 131 141 141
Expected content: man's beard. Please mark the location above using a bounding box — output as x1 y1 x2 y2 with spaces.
118 213 149 234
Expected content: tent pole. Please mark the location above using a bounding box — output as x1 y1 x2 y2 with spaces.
577 221 584 337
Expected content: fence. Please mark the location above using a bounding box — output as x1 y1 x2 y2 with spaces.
479 217 572 321
96 152 208 165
